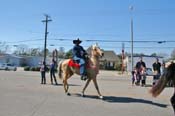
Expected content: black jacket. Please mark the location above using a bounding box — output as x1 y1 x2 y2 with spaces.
152 62 161 74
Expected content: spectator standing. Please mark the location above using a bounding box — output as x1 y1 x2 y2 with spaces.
40 61 46 84
161 61 166 74
50 59 58 85
131 67 137 86
152 57 161 85
140 65 147 86
135 56 146 85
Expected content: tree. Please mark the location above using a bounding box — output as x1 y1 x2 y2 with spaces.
0 41 10 54
13 44 29 55
30 48 41 56
41 48 49 57
65 49 72 59
157 52 169 59
171 48 175 60
150 53 157 57
58 47 65 58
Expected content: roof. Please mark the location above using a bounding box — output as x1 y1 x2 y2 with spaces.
86 47 119 62
100 51 119 62
0 53 23 59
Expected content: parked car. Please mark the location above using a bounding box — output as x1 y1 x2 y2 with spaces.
0 63 17 71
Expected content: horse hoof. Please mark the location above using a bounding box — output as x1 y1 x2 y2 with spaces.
67 92 71 96
99 95 104 99
81 92 85 97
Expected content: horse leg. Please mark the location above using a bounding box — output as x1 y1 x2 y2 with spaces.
81 78 91 97
63 79 68 92
92 77 103 99
63 72 73 96
171 93 175 114
62 72 69 93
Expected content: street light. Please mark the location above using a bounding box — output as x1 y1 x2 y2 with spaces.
129 5 134 72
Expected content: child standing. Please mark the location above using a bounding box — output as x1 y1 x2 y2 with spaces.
141 66 147 86
132 67 137 86
40 61 46 84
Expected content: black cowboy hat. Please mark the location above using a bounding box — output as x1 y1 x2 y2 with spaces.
73 38 82 44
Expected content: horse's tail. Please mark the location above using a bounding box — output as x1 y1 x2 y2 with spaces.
149 73 168 97
58 60 63 79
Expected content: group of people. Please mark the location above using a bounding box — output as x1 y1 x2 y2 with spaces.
40 38 88 84
40 59 58 85
132 56 162 86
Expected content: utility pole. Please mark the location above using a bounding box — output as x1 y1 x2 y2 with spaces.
122 43 125 74
129 5 134 72
42 14 52 65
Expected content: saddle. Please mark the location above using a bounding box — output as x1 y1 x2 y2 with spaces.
68 59 81 68
68 56 89 69
68 58 99 74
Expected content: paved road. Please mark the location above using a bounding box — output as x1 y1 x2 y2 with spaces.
0 70 173 116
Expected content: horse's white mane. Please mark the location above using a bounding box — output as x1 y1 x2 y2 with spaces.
92 43 99 49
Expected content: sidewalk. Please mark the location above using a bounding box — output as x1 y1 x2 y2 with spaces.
16 67 24 71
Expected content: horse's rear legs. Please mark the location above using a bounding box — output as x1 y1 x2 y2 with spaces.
63 79 68 92
63 79 70 95
63 73 73 96
171 93 175 114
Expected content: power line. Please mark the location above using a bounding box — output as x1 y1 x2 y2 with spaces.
29 31 175 38
4 38 175 44
5 39 44 43
10 43 174 48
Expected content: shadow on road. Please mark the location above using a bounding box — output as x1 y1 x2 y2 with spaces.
103 96 168 108
72 93 168 108
51 83 81 86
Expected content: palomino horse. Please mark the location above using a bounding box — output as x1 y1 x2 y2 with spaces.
58 44 104 99
150 62 175 114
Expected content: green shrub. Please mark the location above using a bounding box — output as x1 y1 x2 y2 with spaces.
24 66 30 71
30 67 35 71
54 68 58 72
46 66 50 72
106 67 115 70
115 64 122 71
35 67 40 71
24 66 51 72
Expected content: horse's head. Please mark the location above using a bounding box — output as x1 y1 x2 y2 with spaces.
91 44 104 58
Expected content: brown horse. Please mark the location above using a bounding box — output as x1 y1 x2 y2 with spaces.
150 62 175 113
58 44 104 99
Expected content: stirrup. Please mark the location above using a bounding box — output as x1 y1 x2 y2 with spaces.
81 75 87 81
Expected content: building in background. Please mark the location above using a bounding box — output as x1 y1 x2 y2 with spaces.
0 54 23 66
100 51 120 70
0 54 53 67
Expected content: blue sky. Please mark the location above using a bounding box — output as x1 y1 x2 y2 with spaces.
0 0 175 57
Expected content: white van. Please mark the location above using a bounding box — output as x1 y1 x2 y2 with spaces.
0 63 17 71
